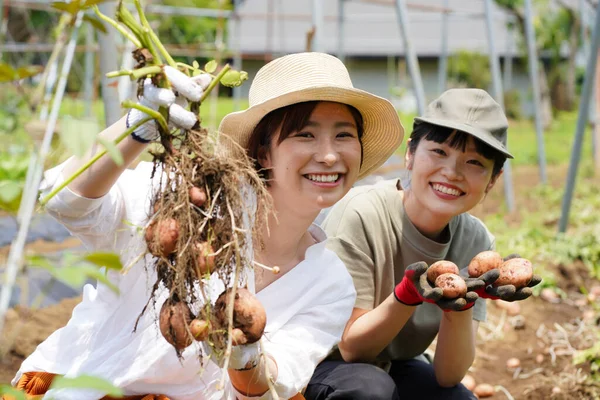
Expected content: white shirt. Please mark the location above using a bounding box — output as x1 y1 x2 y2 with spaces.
15 160 356 400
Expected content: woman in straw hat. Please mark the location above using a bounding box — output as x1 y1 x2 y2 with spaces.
7 52 403 400
306 89 541 399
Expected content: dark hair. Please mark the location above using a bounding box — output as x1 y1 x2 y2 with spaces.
407 122 506 178
247 101 365 180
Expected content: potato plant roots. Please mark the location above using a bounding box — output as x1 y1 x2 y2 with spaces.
138 115 271 360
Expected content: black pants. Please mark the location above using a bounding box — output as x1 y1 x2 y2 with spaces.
304 359 477 400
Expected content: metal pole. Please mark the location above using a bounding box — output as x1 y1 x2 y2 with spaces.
118 40 135 103
232 0 242 111
0 12 84 336
394 0 426 114
503 16 514 90
98 1 121 126
338 0 345 63
84 21 94 118
0 0 6 61
484 0 515 212
524 0 547 183
312 0 324 52
559 2 600 233
438 0 449 93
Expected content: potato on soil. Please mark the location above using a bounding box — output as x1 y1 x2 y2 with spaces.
189 186 207 207
434 273 467 299
194 241 215 276
145 218 179 257
427 260 459 283
468 250 502 278
159 299 194 350
189 319 210 341
494 258 533 288
461 374 476 392
213 288 267 345
473 383 494 398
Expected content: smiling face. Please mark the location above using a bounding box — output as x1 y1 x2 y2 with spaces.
403 128 502 236
260 101 363 217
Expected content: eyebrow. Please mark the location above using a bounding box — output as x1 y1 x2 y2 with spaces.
305 121 357 129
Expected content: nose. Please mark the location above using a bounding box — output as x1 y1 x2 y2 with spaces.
441 159 464 181
315 139 339 167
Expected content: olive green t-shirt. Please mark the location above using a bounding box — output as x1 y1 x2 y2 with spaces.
322 179 493 362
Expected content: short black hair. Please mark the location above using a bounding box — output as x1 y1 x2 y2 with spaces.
407 122 506 179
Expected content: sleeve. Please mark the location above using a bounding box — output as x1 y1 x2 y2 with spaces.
234 260 357 399
39 159 155 251
322 194 380 311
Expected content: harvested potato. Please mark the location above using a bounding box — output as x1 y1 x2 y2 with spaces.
189 319 210 341
468 250 502 278
506 357 521 369
427 260 459 283
159 299 194 350
474 383 495 398
145 218 179 257
461 374 476 391
213 287 267 345
189 186 207 207
495 258 533 288
435 273 467 299
194 241 215 276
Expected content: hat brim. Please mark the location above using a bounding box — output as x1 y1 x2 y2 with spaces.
414 117 514 159
219 86 405 180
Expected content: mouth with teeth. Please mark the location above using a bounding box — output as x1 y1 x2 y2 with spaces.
430 182 465 197
304 173 342 186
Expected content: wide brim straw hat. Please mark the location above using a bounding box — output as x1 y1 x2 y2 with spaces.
219 52 404 180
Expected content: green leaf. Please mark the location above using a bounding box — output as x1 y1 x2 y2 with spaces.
97 137 124 166
82 252 123 271
16 65 43 80
204 60 217 74
59 117 99 157
0 385 26 400
83 14 107 33
0 180 23 212
220 70 248 88
51 0 81 15
0 63 17 82
81 266 119 293
50 375 123 397
82 0 109 8
192 60 200 70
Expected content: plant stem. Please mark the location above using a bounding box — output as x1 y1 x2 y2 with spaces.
122 100 168 132
131 0 162 65
39 116 152 206
93 5 142 48
106 65 162 80
200 64 231 103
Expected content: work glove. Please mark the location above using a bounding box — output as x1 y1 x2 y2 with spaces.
394 261 498 312
203 340 262 371
473 253 542 302
127 65 212 143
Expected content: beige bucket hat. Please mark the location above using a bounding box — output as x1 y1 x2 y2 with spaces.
218 52 404 179
414 88 514 158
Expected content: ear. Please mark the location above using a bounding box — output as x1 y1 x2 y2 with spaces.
404 140 414 170
485 169 503 194
257 145 271 169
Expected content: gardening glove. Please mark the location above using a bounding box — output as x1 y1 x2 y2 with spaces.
203 340 262 371
395 261 480 312
474 253 543 302
127 65 212 143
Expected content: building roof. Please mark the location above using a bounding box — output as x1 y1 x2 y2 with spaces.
228 0 521 57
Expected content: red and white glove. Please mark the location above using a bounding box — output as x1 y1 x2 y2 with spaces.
395 262 491 312
127 66 212 143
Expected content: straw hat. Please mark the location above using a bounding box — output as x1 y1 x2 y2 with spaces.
219 52 404 179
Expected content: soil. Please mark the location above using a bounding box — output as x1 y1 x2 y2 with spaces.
1 164 600 399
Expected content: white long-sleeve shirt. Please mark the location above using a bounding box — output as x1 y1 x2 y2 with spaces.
15 160 356 400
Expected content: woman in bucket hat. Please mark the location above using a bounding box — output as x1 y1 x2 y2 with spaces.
306 89 541 400
6 52 403 400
